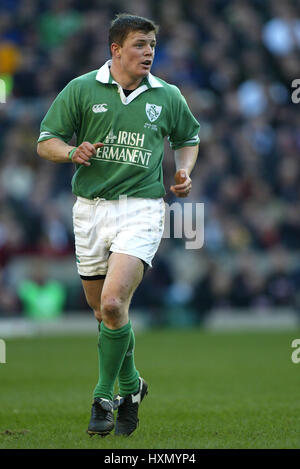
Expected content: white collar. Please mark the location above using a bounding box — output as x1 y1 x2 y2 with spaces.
95 60 163 104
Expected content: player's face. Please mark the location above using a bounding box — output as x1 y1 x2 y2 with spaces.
116 30 156 81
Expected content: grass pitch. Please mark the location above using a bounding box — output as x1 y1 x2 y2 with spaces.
0 327 299 449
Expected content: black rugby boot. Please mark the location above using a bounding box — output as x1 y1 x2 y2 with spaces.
113 377 148 436
87 398 114 436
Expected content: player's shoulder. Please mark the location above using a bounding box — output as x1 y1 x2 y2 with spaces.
67 70 98 88
149 74 182 97
57 70 99 100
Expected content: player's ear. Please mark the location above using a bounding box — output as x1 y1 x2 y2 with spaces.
111 42 121 58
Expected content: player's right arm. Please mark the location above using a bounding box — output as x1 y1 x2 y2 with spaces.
37 79 103 166
37 138 103 166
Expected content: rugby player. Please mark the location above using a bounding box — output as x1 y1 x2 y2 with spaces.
37 13 200 437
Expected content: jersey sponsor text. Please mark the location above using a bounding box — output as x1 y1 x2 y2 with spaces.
95 130 151 168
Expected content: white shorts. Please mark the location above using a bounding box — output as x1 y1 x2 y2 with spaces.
72 196 165 277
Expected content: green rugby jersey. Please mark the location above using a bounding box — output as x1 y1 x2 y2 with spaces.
38 60 200 200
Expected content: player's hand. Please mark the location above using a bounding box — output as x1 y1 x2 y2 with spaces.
170 169 192 197
70 142 104 166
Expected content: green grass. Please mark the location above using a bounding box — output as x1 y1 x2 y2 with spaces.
0 328 300 449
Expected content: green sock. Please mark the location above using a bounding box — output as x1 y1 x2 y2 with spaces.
93 321 131 401
118 328 140 397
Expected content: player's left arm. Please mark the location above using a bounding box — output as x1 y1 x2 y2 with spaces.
170 144 199 197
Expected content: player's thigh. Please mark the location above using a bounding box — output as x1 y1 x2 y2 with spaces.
81 278 105 318
101 252 144 309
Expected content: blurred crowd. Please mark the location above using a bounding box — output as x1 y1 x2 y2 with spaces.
0 0 300 319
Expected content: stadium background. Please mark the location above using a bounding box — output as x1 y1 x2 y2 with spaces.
1 0 300 451
0 0 300 329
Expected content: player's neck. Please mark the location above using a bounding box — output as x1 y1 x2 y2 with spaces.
110 63 144 90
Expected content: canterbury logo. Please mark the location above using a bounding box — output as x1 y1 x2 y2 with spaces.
92 104 108 113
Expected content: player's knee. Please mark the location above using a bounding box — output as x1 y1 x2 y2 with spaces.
101 296 125 327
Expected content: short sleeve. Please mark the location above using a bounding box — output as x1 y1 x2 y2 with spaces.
38 80 80 143
168 87 200 150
